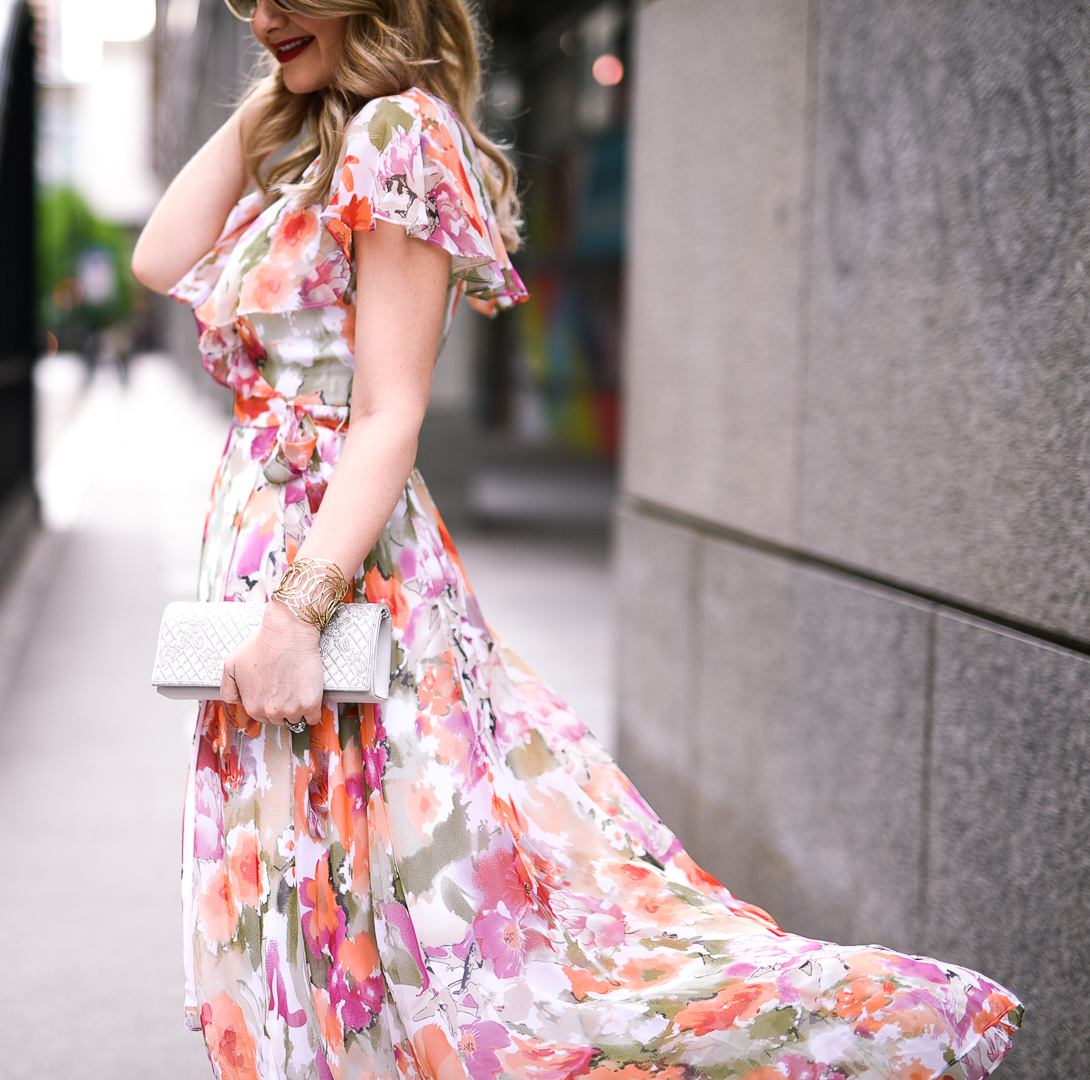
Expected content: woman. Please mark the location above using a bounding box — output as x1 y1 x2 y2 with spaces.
133 2 1022 1077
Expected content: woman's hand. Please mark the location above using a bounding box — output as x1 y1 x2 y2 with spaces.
221 600 324 728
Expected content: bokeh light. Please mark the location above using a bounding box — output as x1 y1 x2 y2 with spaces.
591 54 624 87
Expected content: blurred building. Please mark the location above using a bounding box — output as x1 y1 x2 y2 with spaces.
34 0 159 362
36 0 159 224
149 0 250 385
616 4 1090 1078
0 0 37 569
446 0 627 529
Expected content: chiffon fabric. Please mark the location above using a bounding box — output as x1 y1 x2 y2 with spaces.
171 89 1022 1080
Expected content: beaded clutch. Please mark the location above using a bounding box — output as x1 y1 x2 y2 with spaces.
151 601 392 703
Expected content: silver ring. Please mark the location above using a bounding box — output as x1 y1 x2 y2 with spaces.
286 719 307 734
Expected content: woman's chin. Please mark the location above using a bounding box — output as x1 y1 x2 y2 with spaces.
279 62 332 95
282 72 320 94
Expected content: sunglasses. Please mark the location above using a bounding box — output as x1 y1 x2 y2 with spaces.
222 0 299 20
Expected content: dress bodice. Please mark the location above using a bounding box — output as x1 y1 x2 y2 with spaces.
170 88 527 408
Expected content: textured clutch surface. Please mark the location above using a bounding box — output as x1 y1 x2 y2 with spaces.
152 601 392 703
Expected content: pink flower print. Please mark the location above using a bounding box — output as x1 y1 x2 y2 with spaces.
396 544 418 581
457 1020 510 1080
472 844 533 918
380 901 430 990
198 323 266 398
195 324 240 389
375 134 424 224
363 742 387 791
556 894 626 949
248 426 277 464
327 960 384 1032
265 939 307 1028
429 177 485 257
300 253 350 308
506 677 586 745
474 906 525 978
192 766 224 861
380 128 420 183
776 1054 832 1080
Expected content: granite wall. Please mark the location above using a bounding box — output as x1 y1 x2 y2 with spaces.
618 2 1090 1075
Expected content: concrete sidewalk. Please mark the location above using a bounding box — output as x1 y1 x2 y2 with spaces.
0 355 614 1076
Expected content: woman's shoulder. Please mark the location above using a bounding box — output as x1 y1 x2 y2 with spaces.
341 89 468 155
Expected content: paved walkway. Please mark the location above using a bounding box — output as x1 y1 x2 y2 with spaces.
0 355 613 1077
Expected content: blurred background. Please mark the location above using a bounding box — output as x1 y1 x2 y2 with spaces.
2 0 1089 1077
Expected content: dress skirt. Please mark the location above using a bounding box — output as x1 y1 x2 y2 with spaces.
180 392 1022 1080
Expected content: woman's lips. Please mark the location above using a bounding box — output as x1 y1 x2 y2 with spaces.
273 36 315 64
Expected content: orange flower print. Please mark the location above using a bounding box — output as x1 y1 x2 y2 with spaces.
674 981 778 1036
835 977 895 1020
269 206 319 263
300 856 345 957
235 314 266 362
197 862 240 946
221 700 261 741
238 260 293 312
324 215 353 260
339 929 380 984
889 1064 947 1080
312 988 345 1062
338 294 356 352
227 825 268 909
419 653 460 716
869 1003 936 1039
405 778 443 840
412 1023 470 1080
616 951 688 989
564 967 617 1001
503 1037 595 1080
584 1065 688 1080
973 990 1015 1034
364 564 410 630
200 991 260 1080
338 154 359 194
337 192 373 232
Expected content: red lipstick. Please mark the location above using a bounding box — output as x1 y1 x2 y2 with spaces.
273 36 315 64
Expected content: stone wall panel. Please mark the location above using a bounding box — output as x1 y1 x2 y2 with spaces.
925 616 1090 1077
692 537 931 951
623 0 811 543
802 0 1090 639
614 510 702 841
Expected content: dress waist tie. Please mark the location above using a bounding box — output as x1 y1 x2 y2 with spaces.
233 389 349 512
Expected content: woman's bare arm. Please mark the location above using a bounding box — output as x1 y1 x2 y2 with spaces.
131 106 252 294
221 220 452 725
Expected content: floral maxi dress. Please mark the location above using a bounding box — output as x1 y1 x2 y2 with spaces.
170 90 1022 1080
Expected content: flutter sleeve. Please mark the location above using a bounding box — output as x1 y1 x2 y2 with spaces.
167 190 265 309
319 89 527 315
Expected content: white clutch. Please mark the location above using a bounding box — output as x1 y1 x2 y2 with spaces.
151 601 393 703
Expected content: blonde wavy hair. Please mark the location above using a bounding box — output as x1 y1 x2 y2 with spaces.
239 0 521 251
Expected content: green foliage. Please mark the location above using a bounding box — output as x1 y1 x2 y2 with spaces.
37 185 135 348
